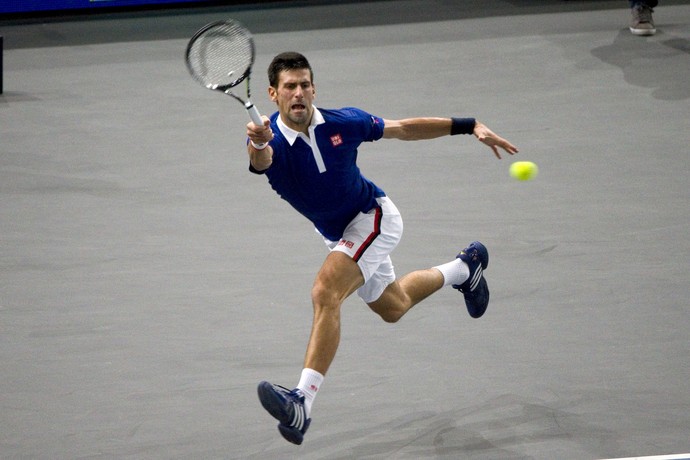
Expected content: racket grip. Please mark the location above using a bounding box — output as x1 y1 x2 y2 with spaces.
245 102 263 126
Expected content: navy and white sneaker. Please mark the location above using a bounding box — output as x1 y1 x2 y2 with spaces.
452 241 490 318
257 381 311 445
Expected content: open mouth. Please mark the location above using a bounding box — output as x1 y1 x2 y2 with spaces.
291 104 306 111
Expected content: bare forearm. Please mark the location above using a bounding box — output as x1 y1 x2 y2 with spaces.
382 116 519 159
382 117 452 140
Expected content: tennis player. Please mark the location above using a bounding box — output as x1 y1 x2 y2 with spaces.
246 52 518 445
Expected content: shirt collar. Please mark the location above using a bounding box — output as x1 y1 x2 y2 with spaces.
277 106 325 146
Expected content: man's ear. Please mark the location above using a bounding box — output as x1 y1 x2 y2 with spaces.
268 86 277 103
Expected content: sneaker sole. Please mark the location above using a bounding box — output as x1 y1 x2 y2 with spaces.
278 418 310 445
630 27 656 35
465 276 489 319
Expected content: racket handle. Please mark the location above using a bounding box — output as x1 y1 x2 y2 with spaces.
245 102 263 126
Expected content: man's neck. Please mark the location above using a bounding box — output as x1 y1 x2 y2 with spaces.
280 113 313 135
280 109 315 137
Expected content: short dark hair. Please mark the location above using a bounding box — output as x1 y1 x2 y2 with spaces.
268 52 314 88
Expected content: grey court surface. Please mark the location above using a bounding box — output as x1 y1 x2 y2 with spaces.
1 1 689 458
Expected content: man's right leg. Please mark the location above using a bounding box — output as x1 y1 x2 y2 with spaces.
304 251 364 374
258 250 363 445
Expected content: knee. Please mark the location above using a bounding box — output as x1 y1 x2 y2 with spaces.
378 310 403 324
311 282 342 313
370 300 406 323
367 281 411 324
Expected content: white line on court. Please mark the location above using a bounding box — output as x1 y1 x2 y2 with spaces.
600 454 690 460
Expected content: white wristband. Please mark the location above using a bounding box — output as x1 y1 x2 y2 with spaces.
250 140 268 150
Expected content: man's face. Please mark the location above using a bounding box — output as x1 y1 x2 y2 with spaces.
269 68 315 132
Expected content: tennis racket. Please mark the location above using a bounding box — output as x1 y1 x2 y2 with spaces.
185 19 263 125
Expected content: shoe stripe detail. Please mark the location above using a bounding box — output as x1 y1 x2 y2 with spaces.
469 266 482 291
290 402 305 430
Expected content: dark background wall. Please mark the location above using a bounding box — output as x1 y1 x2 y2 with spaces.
0 0 291 17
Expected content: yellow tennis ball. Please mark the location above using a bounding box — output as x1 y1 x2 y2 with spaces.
510 161 538 181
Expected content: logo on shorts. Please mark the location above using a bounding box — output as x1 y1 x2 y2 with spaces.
338 240 355 249
330 134 343 147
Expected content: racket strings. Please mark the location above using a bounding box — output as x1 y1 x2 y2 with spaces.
187 23 254 90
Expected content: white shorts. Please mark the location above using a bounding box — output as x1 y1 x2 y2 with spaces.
322 196 403 303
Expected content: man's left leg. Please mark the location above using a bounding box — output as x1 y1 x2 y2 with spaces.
368 241 491 322
367 268 444 323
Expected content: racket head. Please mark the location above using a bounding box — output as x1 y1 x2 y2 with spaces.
185 19 256 93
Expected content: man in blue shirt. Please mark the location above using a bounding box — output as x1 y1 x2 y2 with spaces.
247 52 518 445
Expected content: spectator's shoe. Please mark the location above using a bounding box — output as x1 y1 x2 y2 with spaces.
452 241 490 318
257 381 310 445
630 4 656 36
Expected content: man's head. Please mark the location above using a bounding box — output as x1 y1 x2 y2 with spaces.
268 52 314 88
268 52 315 132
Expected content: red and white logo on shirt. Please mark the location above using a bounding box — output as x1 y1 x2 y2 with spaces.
330 134 343 147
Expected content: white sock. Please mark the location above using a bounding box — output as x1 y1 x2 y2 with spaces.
296 368 324 417
434 258 470 287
